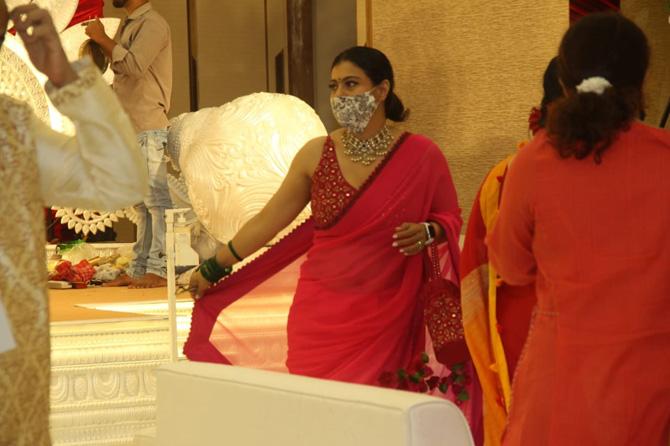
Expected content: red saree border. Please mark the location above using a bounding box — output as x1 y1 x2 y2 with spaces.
184 132 450 365
183 219 315 363
317 132 411 230
209 218 313 288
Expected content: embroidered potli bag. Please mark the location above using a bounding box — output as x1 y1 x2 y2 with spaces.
422 243 470 366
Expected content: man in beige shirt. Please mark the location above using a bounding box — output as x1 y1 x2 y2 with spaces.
86 0 173 288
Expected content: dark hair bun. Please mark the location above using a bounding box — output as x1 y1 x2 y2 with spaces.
548 13 649 163
332 46 408 123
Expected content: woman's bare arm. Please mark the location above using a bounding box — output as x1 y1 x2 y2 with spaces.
215 138 322 266
189 136 324 297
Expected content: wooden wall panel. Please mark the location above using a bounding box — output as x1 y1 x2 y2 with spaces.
192 0 267 108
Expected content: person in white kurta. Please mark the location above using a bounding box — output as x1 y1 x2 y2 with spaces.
0 4 147 445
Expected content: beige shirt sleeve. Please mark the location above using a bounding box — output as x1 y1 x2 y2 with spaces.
111 17 169 77
34 59 148 210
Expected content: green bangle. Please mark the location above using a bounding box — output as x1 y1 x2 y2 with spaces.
227 240 244 262
197 256 232 283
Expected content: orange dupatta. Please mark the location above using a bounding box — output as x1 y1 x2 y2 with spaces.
460 152 536 446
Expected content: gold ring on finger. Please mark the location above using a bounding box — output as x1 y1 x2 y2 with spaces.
19 13 28 23
416 240 424 249
26 25 35 36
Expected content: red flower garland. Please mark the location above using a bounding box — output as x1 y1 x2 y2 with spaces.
528 106 543 135
379 352 470 404
50 260 96 285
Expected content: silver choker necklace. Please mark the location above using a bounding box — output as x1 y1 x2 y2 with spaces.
342 125 394 166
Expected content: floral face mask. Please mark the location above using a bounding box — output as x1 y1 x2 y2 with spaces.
330 88 379 134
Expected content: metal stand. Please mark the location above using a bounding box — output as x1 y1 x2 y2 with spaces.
165 208 200 361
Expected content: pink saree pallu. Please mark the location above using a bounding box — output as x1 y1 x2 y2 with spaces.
184 134 480 426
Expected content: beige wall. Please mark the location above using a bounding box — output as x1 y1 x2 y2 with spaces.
369 0 568 226
622 1 670 129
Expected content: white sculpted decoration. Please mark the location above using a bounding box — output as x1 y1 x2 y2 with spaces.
52 93 326 242
172 92 327 244
2 12 128 237
0 35 50 124
52 208 128 236
60 18 121 84
3 37 327 241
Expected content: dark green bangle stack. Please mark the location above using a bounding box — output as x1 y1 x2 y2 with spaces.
197 256 232 283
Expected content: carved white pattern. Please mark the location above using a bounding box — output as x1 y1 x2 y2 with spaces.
0 39 50 124
2 33 72 136
45 242 194 445
51 173 187 235
174 92 326 243
46 237 293 445
51 207 127 236
50 317 172 446
52 92 327 240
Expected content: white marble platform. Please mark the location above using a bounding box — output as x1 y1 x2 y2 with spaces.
50 299 194 446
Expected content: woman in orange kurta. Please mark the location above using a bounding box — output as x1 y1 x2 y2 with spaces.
489 13 670 446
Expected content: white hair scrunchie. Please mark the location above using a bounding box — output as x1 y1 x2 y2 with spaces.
576 76 612 95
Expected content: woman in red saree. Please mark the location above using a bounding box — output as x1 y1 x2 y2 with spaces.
185 47 478 426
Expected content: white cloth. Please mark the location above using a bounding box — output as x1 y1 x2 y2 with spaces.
0 297 15 354
575 76 612 95
35 59 149 209
0 58 146 359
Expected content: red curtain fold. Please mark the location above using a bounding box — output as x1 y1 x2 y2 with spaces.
570 0 620 23
67 0 104 28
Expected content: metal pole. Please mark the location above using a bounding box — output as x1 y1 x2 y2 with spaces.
165 210 178 362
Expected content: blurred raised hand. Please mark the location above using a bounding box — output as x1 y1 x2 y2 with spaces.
10 4 77 87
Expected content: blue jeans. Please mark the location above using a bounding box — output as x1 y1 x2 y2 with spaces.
128 130 172 278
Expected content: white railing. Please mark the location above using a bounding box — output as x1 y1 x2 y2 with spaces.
165 209 199 362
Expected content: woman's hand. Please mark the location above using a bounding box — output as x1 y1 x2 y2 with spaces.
188 269 212 300
10 5 78 87
393 222 429 256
